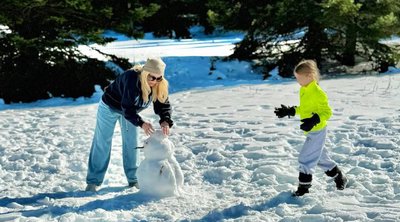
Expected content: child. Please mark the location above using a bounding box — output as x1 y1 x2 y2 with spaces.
274 60 347 196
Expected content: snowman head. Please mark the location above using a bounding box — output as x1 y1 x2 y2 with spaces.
143 130 173 160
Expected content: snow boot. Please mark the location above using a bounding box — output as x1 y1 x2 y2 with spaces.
293 184 312 196
293 172 312 196
85 184 99 192
325 166 348 190
129 182 139 189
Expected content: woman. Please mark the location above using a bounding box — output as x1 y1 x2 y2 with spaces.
85 58 173 192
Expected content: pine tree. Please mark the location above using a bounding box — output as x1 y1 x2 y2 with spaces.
0 0 158 103
322 0 400 71
141 0 214 39
208 0 400 76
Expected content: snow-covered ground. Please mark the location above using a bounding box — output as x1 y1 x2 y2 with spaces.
1 30 400 221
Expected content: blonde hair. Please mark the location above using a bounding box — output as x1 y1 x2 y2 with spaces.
294 60 320 83
132 64 169 103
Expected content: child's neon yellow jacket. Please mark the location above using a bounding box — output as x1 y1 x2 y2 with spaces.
295 80 332 132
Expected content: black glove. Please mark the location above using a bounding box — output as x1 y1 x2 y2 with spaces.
274 104 296 118
159 118 174 128
300 113 320 132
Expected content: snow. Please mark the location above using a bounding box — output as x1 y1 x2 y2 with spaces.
0 29 400 221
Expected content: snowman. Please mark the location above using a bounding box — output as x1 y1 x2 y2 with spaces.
136 130 184 197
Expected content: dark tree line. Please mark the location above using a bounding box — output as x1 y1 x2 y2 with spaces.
1 0 399 103
207 0 400 77
141 0 214 38
0 0 158 104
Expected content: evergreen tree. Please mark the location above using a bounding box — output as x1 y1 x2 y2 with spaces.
208 0 400 76
141 0 214 39
0 0 158 103
322 0 400 71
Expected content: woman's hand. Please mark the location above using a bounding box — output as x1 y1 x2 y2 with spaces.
141 122 154 136
160 121 170 136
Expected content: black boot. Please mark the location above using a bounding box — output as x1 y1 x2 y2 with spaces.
326 166 348 190
334 171 348 190
293 184 311 196
293 172 312 196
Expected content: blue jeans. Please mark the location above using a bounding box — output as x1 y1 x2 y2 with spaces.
86 99 140 185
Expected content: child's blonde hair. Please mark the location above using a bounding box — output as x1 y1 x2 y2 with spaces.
132 64 169 103
294 60 320 82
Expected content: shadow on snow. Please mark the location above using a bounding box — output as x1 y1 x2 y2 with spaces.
0 187 157 218
189 191 305 222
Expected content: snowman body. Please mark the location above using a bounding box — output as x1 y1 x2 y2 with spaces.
137 130 184 197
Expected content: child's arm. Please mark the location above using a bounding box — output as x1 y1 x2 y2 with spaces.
294 106 301 116
316 92 332 121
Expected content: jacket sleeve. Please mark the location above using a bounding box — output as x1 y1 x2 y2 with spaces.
153 97 174 127
120 73 145 127
316 91 332 121
295 105 301 116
